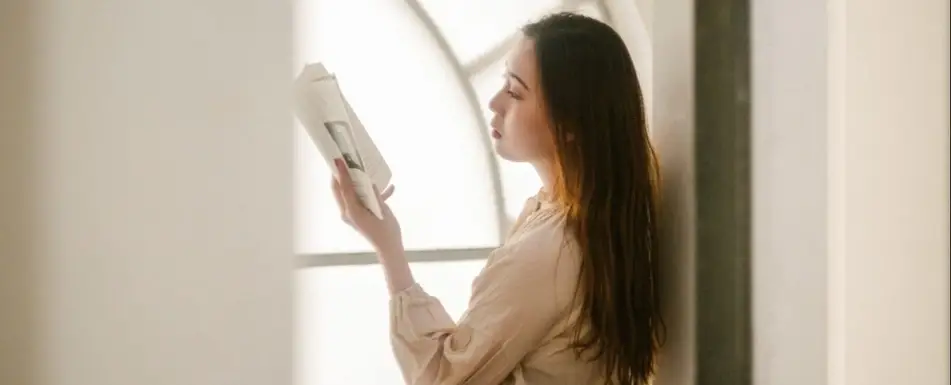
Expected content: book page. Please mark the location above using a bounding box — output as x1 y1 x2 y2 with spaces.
339 92 391 190
295 63 391 188
294 64 343 167
294 63 391 219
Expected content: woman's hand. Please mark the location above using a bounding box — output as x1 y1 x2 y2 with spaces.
332 158 415 293
331 158 403 255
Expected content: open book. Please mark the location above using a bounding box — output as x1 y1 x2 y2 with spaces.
293 63 392 219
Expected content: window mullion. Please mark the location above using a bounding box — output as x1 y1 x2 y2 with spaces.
298 247 494 268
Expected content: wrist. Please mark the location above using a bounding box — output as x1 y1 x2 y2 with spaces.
373 241 405 259
375 247 415 295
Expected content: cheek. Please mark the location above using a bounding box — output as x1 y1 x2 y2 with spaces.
506 102 544 133
501 106 553 159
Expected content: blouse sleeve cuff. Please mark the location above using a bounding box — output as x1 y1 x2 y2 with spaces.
389 283 456 342
391 282 427 300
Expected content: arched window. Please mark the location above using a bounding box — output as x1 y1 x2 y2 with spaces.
294 1 652 383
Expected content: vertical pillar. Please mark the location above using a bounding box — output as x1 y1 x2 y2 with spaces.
0 1 295 384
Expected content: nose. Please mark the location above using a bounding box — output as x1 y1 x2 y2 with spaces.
488 88 505 114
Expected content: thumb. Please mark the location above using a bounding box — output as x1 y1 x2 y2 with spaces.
371 184 393 217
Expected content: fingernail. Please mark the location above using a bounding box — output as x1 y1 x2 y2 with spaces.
334 158 342 167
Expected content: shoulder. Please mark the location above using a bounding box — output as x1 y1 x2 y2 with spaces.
476 209 582 306
509 210 577 262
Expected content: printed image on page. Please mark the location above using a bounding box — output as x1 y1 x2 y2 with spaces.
324 119 384 220
325 121 365 172
339 91 391 190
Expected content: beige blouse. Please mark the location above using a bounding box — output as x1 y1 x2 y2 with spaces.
389 194 605 384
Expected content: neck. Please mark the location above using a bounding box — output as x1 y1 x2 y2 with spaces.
531 161 556 197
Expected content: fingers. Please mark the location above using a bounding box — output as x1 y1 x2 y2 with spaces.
380 184 395 201
334 159 395 224
333 158 360 208
331 178 342 207
372 184 385 215
333 158 351 184
331 178 351 226
371 184 397 205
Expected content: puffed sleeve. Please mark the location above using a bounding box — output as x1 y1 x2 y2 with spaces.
389 236 578 385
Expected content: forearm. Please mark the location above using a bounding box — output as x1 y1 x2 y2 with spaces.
377 247 416 295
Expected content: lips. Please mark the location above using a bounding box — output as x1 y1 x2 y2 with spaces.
490 116 502 139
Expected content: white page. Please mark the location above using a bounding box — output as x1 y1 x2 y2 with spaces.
294 63 391 219
295 63 391 188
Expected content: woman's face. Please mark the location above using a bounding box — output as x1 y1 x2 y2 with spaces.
488 37 556 164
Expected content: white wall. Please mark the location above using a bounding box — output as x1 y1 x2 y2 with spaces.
753 0 950 384
606 0 654 121
832 0 949 383
0 1 294 384
752 0 832 382
651 0 696 383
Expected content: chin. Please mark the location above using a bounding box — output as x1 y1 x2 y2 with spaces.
496 152 517 162
494 145 528 163
493 142 511 159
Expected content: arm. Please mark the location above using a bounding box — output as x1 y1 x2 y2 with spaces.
388 242 573 385
329 160 571 383
329 157 414 295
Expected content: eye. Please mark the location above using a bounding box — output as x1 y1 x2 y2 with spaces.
501 76 522 100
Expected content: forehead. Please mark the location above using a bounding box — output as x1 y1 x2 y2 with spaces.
506 37 538 86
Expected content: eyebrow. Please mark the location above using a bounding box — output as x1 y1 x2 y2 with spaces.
506 71 530 91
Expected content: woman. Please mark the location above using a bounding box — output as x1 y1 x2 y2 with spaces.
331 12 663 385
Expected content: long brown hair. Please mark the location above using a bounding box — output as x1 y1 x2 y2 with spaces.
522 12 664 385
